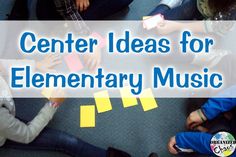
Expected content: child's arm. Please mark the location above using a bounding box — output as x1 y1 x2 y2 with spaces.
186 98 236 130
157 20 233 37
202 98 236 120
156 21 205 35
0 102 58 144
169 132 213 155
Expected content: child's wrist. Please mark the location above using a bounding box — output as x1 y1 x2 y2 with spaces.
197 109 207 122
48 101 61 108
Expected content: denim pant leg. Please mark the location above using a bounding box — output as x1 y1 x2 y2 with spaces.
148 0 204 20
4 128 107 157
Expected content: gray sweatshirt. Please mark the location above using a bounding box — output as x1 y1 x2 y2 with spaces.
0 76 57 146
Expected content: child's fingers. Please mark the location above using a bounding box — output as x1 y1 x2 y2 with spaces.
76 0 80 9
96 58 101 68
195 126 208 132
168 146 178 155
47 68 57 73
82 2 86 11
186 116 193 128
168 137 178 155
0 63 6 75
51 60 62 67
89 60 96 71
186 117 198 130
47 54 60 61
47 60 61 68
88 59 94 70
84 1 89 10
51 55 61 62
91 60 99 72
189 122 199 130
156 26 166 35
79 2 84 12
85 57 93 68
87 0 90 7
157 20 165 27
44 54 52 60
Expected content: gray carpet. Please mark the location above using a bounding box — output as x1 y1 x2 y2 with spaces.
0 0 200 157
0 98 189 157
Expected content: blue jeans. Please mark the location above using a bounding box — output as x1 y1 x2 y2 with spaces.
3 127 107 157
148 0 204 20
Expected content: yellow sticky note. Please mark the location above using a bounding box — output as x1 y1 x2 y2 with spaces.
143 16 151 20
94 91 112 113
139 89 158 111
120 87 138 108
80 105 96 128
41 88 53 99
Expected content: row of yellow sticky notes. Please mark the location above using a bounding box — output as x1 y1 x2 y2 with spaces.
94 88 158 113
80 88 158 128
121 87 158 111
41 87 158 112
41 88 158 128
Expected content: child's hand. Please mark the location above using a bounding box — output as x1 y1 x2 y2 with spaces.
49 89 65 104
0 63 6 76
36 54 61 73
76 0 90 12
49 97 65 104
83 47 101 72
195 125 209 132
156 20 181 35
168 136 178 155
186 109 207 130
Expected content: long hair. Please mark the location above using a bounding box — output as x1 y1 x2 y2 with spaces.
208 0 235 14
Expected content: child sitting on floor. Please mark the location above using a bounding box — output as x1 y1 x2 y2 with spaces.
168 90 236 156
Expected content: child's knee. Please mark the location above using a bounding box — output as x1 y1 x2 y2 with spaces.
120 0 133 7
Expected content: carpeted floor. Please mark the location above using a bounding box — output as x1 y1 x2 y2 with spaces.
0 98 190 157
0 0 207 157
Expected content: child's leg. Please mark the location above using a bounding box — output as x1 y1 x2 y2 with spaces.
36 0 63 20
8 0 29 20
148 0 203 20
175 132 213 155
4 128 107 157
80 0 133 20
37 0 133 20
